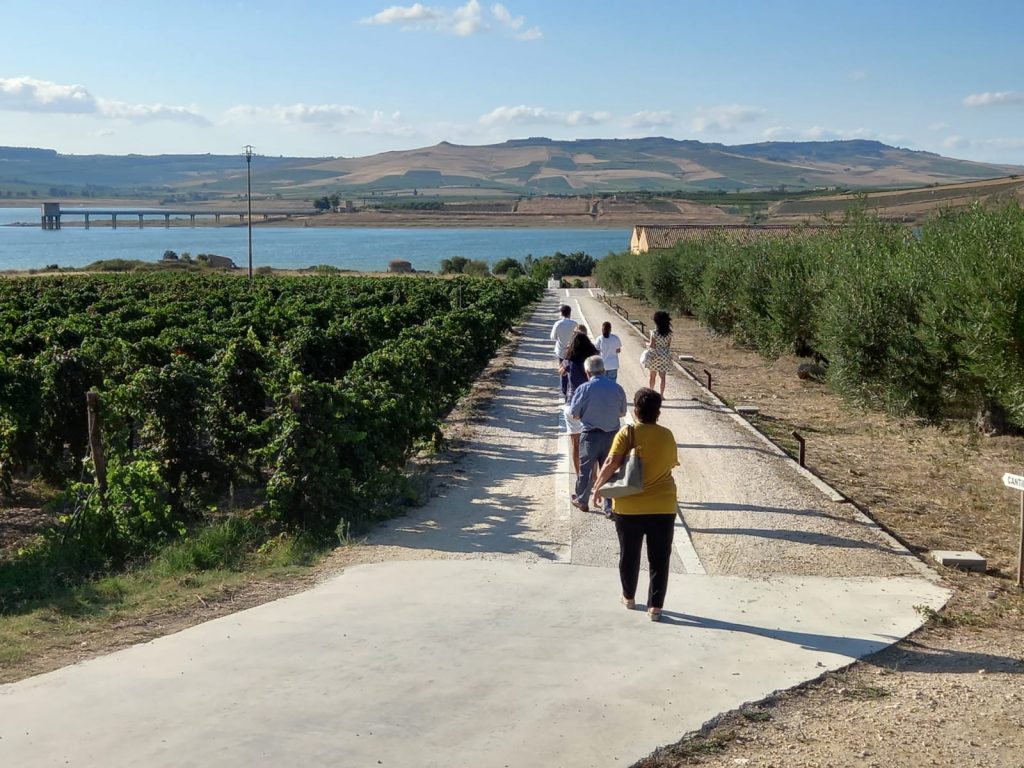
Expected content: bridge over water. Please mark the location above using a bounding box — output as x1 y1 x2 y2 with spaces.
39 202 315 229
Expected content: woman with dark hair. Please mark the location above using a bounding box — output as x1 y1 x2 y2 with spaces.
643 310 673 396
561 327 599 474
592 388 679 621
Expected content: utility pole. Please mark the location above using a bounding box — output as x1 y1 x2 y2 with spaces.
244 145 254 280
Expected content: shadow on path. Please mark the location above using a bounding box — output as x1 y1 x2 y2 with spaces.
652 610 1024 673
679 501 860 526
650 609 898 658
369 303 566 560
684 526 903 553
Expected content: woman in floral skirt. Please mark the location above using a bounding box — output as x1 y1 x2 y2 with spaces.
644 311 672 397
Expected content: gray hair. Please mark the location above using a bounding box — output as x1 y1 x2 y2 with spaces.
584 354 606 376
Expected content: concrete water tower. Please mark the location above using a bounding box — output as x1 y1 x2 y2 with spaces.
41 202 61 230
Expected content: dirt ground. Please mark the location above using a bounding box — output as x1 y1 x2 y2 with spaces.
611 295 1024 768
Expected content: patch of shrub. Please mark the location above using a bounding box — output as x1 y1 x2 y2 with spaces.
597 203 1024 429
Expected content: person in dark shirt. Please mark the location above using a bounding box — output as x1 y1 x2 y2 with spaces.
560 329 598 475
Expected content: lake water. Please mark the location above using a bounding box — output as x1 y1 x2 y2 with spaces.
0 208 629 272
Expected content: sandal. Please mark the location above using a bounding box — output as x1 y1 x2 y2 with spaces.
648 608 662 622
621 596 635 610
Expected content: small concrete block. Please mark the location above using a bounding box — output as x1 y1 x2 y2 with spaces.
930 550 987 572
735 405 760 416
678 354 695 362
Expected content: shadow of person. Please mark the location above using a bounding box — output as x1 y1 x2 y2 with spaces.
638 609 899 659
634 610 1024 673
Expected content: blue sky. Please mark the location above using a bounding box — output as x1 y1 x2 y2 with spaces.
1 0 1022 164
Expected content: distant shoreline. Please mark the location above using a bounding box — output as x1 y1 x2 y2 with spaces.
0 198 732 229
0 212 648 230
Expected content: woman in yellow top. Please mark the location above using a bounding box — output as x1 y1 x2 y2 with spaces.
593 388 679 621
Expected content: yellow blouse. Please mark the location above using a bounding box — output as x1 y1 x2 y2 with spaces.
608 423 678 515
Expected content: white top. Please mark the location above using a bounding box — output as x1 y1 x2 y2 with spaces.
550 317 578 358
594 333 622 371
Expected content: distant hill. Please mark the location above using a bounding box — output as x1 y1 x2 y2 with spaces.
0 138 1020 200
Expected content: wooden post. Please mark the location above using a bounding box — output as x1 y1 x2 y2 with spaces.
86 392 107 497
791 431 806 467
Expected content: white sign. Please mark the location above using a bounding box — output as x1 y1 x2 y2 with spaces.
1003 473 1024 491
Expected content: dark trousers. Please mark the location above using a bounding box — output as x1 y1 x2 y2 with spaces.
614 513 676 609
575 429 616 508
558 358 569 401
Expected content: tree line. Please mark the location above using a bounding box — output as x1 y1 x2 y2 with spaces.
597 203 1024 432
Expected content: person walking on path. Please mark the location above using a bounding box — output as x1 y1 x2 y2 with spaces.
569 354 627 515
643 311 673 397
550 304 578 402
561 329 599 475
593 321 622 382
593 388 679 622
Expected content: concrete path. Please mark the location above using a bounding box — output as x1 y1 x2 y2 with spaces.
0 289 948 768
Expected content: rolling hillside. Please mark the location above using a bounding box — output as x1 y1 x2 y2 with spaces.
1 138 1020 200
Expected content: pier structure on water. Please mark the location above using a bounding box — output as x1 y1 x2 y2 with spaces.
39 202 313 229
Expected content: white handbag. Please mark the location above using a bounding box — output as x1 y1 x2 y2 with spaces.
600 426 644 498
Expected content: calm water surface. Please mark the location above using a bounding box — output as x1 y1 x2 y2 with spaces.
0 208 629 272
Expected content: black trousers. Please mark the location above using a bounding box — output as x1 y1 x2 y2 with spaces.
614 513 676 609
558 357 569 400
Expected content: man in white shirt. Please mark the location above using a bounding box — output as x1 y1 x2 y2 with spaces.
550 304 578 401
593 321 623 381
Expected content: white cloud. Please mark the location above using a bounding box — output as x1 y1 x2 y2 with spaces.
763 125 829 141
452 0 485 36
964 91 1024 107
761 125 901 144
225 103 365 127
626 110 675 130
223 103 416 139
365 3 442 24
801 126 837 141
514 26 542 41
928 121 949 131
365 110 416 138
363 1 540 39
0 76 95 113
99 99 207 124
0 76 207 124
691 104 765 133
491 3 516 26
479 104 610 127
492 3 541 39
